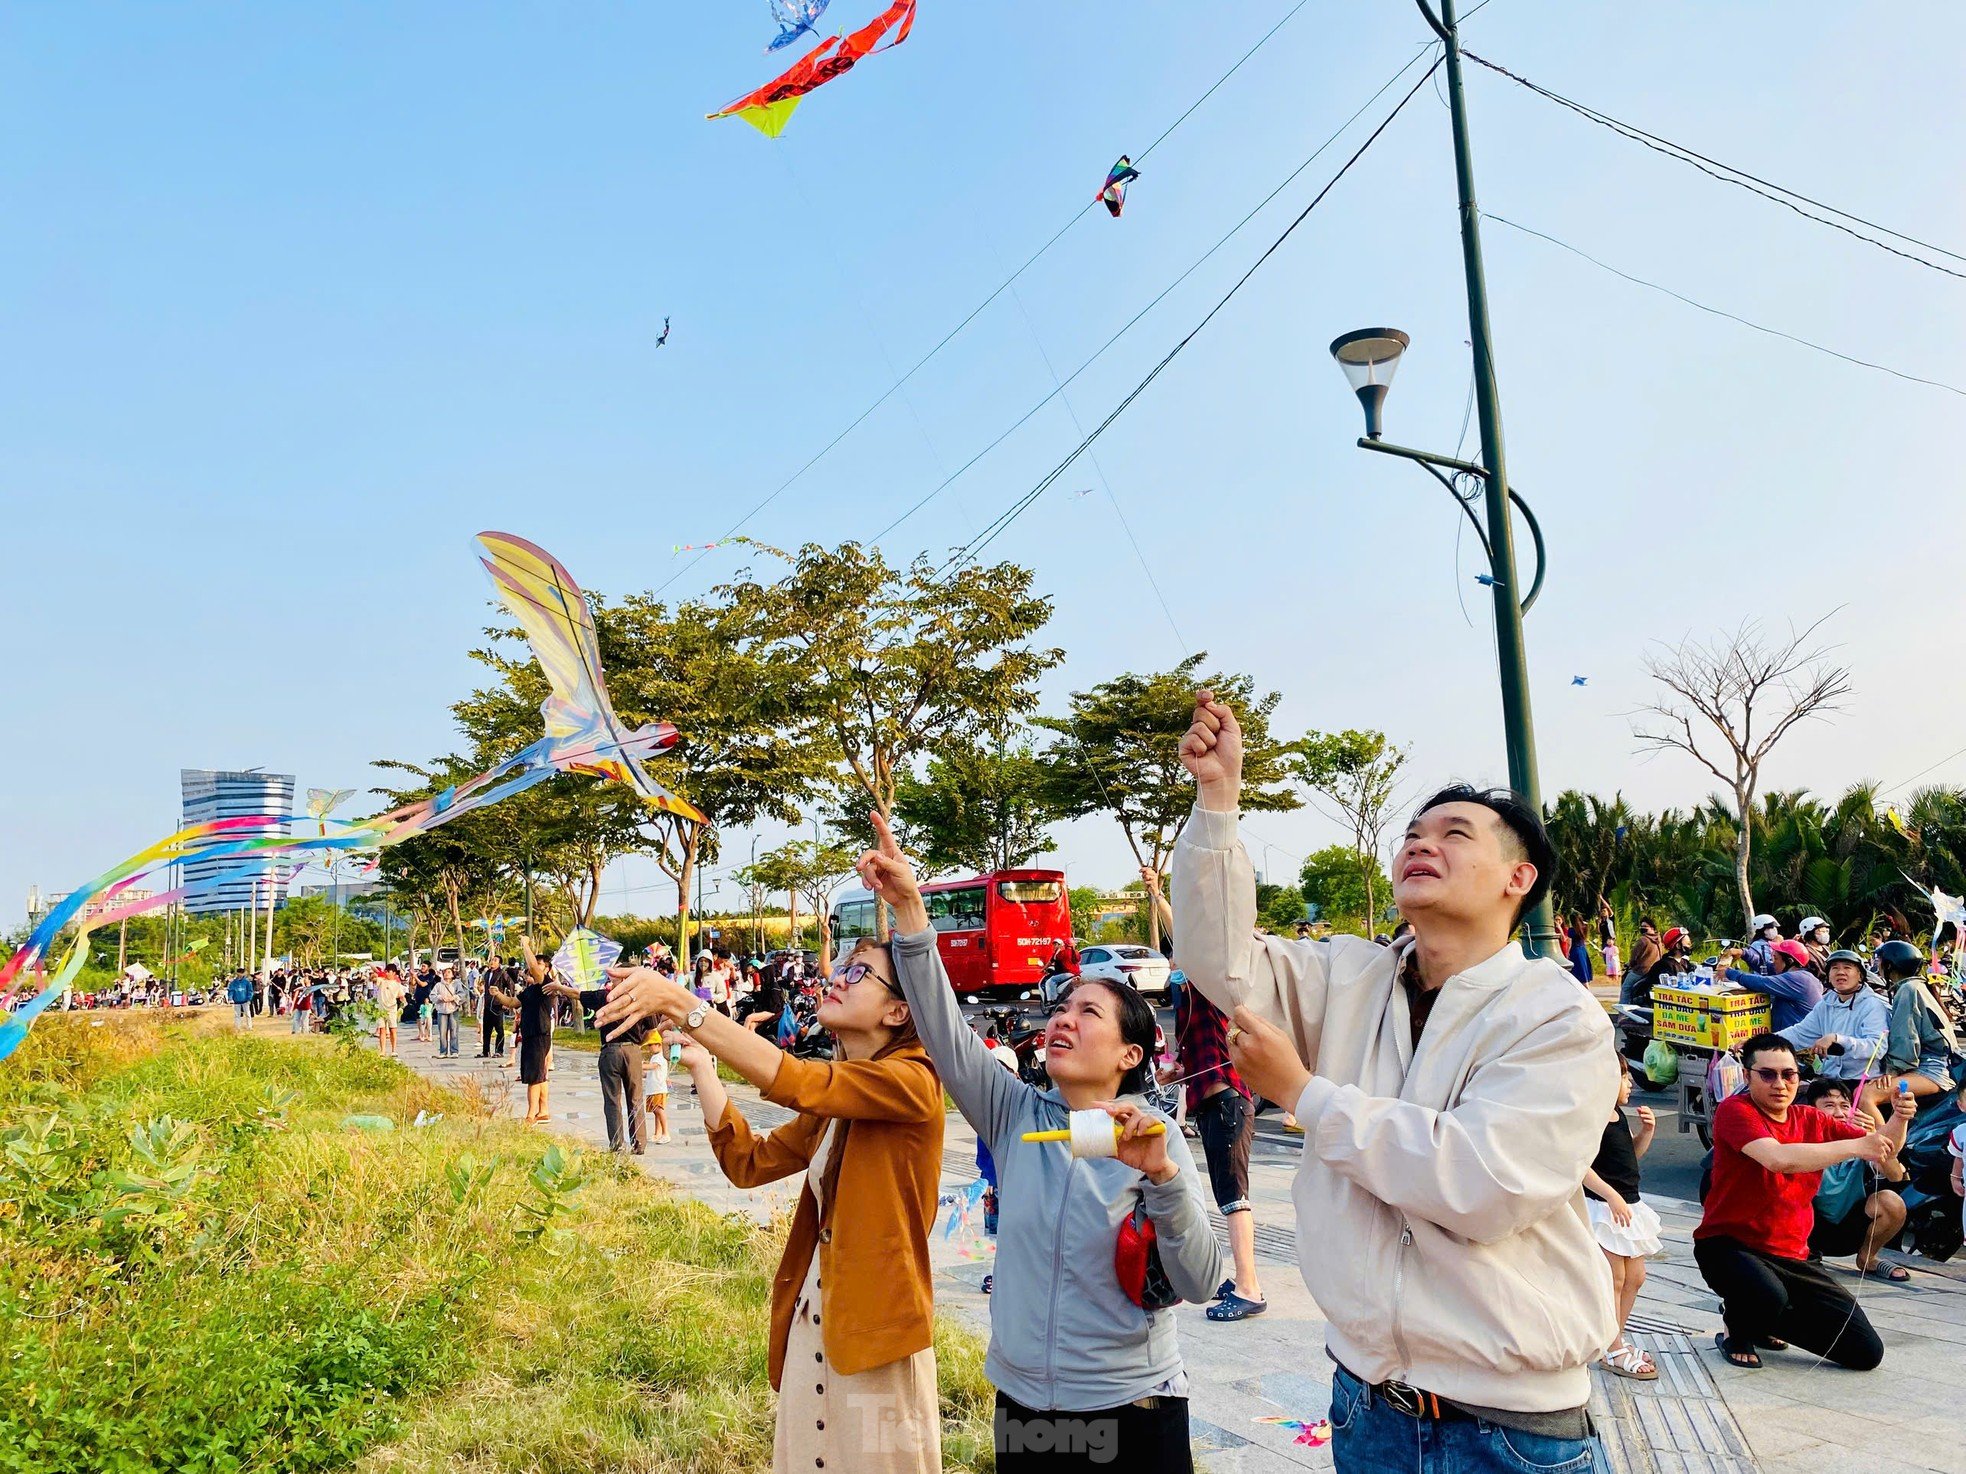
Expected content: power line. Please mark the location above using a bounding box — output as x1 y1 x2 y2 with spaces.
868 47 1439 550
1462 50 1966 283
1484 211 1966 400
651 0 1323 596
936 59 1443 577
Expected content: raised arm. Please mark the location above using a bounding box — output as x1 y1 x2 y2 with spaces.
1171 690 1337 1064
859 811 1027 1148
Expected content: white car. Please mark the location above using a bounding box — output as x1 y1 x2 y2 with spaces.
1074 944 1172 1000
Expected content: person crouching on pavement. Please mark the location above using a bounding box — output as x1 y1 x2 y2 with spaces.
859 812 1221 1474
1695 1033 1907 1369
595 937 945 1473
1801 1077 1911 1282
1173 689 1618 1474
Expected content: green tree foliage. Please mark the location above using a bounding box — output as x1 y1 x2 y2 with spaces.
893 728 1060 877
1540 782 1966 946
723 543 1063 897
1297 845 1390 934
1037 655 1299 950
737 838 858 962
1293 729 1408 934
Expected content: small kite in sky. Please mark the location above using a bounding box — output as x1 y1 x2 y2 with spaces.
1571 676 1588 686
673 542 723 555
1072 488 1095 500
656 316 671 348
1099 156 1140 218
1474 572 1502 588
709 0 917 137
766 0 831 52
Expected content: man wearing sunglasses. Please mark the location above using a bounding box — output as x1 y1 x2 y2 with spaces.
1695 1033 1909 1371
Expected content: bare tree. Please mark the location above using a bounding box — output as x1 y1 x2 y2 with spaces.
1634 618 1852 926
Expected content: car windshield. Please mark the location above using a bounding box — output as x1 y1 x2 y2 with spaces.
1112 946 1155 960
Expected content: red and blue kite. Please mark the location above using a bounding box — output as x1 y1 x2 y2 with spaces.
710 0 917 138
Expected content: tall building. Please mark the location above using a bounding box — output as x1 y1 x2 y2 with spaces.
180 769 295 916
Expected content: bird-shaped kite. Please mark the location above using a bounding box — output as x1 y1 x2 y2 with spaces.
1099 156 1140 218
710 0 917 137
656 316 671 348
1571 676 1588 686
305 787 358 835
766 0 831 52
1900 871 1966 951
0 534 704 1064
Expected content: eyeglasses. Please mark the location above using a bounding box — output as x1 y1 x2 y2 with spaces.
1751 1067 1801 1084
829 960 902 997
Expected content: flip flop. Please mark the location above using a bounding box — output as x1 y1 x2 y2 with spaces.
1207 1292 1269 1322
1882 1265 1912 1283
1715 1332 1762 1370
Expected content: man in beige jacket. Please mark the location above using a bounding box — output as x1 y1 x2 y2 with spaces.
1173 690 1619 1474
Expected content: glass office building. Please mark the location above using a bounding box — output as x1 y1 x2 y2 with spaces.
179 769 295 915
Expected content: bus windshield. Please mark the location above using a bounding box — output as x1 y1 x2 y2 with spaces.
997 880 1062 905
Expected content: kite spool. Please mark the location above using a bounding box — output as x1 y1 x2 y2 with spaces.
1021 1108 1167 1158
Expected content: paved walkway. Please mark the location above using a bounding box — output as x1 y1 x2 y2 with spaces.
383 1029 1963 1474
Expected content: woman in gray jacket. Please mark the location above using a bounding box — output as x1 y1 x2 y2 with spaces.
858 813 1220 1473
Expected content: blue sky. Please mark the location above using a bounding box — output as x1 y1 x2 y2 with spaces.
4 2 1964 927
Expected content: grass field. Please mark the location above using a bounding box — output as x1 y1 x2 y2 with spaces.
0 1012 994 1473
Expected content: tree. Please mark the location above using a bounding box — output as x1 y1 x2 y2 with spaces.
1293 730 1408 936
893 726 1060 876
1297 845 1390 935
1635 618 1852 926
725 542 1062 930
740 838 858 965
1037 654 1300 951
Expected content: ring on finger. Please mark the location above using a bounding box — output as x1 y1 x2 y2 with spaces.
1226 1026 1243 1047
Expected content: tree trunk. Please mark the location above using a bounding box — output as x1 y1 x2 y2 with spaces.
1734 791 1756 929
788 886 799 954
1363 853 1376 938
677 827 699 962
1142 846 1164 954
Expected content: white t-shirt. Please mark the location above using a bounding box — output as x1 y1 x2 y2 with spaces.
645 1051 670 1095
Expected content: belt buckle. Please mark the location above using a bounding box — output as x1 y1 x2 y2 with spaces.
1380 1381 1442 1419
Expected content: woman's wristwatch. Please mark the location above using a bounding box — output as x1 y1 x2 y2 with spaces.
683 1002 710 1033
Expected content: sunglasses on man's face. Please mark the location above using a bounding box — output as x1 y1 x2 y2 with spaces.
829 960 902 997
1751 1067 1801 1084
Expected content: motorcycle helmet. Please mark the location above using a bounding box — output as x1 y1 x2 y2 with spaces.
1825 947 1865 970
1642 1038 1680 1087
1750 913 1778 935
1661 926 1689 951
1772 939 1812 969
1873 938 1926 980
1798 915 1828 937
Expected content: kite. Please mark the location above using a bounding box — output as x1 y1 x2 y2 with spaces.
656 316 671 348
1571 676 1588 686
1255 1416 1331 1448
1098 156 1140 218
0 534 704 1064
673 542 724 555
1900 871 1966 951
708 0 917 138
766 0 831 52
553 927 623 989
1886 806 1910 838
305 787 358 835
169 938 212 965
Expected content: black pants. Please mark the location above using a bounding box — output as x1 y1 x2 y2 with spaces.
480 1011 505 1056
994 1390 1191 1473
1694 1235 1883 1369
599 1041 646 1153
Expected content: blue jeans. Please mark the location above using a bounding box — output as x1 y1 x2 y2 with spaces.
436 1012 460 1056
1329 1367 1606 1474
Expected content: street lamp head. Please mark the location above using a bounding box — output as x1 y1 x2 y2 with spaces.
1330 327 1409 440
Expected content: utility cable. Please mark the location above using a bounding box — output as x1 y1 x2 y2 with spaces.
652 0 1324 595
863 48 1438 550
933 59 1442 578
1463 50 1966 283
1484 211 1966 400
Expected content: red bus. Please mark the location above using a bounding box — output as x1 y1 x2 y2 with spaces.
830 868 1073 996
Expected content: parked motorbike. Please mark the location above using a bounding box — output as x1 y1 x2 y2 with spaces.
984 1005 1050 1088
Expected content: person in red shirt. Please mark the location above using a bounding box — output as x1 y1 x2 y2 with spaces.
1694 1033 1909 1370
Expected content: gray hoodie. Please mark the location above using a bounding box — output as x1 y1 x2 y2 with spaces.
891 929 1221 1411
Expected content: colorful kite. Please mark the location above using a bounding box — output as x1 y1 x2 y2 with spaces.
1098 156 1139 218
766 0 831 52
552 927 623 990
673 542 724 555
0 534 704 1064
709 0 917 138
305 787 358 835
1571 676 1588 686
1255 1416 1331 1448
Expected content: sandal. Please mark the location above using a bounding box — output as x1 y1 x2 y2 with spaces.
1603 1342 1658 1381
1756 1336 1789 1351
1881 1264 1912 1283
1207 1291 1269 1322
1715 1332 1762 1370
